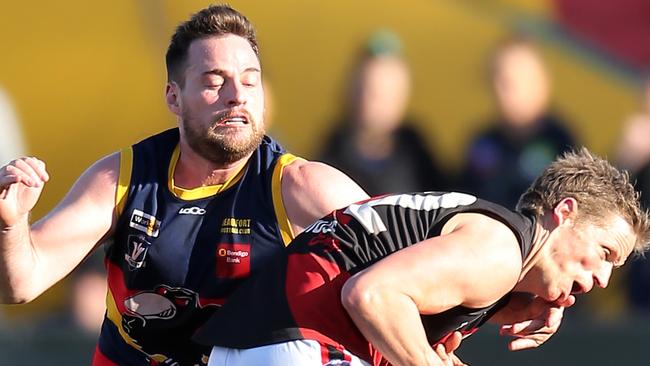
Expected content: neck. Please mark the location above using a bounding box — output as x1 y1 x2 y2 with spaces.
517 213 552 282
174 141 250 188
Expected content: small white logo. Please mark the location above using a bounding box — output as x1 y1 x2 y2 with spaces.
129 209 161 237
304 219 338 234
125 235 151 270
178 207 206 215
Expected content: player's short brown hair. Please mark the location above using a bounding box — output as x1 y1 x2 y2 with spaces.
165 4 259 87
517 147 650 254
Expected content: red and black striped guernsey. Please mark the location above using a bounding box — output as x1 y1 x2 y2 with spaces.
194 192 536 366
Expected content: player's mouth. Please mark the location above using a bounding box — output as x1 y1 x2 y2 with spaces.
552 290 567 303
218 116 248 126
570 281 589 295
214 111 250 127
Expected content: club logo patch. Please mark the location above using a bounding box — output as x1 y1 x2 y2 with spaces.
125 234 152 270
129 209 161 237
216 243 251 279
220 217 251 235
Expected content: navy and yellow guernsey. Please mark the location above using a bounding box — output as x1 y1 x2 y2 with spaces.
93 128 299 366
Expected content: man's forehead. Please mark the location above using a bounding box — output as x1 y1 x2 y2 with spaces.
187 34 259 69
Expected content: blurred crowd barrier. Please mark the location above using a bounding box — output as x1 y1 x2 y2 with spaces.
458 314 650 366
0 314 649 365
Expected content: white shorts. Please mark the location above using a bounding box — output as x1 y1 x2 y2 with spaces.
208 340 372 366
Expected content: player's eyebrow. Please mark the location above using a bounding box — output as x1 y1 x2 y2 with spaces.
202 67 261 76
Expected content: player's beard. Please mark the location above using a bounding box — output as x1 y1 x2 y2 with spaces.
181 105 265 166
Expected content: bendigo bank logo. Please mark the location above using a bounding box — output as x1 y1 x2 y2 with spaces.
216 243 251 279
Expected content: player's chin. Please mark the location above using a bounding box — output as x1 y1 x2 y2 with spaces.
549 291 575 307
542 287 562 303
559 294 576 307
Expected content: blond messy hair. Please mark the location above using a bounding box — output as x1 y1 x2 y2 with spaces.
517 147 650 254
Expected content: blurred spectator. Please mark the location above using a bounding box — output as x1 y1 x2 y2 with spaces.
69 251 107 335
458 36 577 209
616 76 650 203
318 30 448 195
0 87 26 165
33 250 107 336
617 76 650 313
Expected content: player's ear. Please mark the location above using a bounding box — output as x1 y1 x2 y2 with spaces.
166 81 181 116
553 197 578 226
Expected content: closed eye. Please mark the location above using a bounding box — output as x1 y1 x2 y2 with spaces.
602 246 623 268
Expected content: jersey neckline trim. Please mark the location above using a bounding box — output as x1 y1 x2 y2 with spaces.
167 144 247 200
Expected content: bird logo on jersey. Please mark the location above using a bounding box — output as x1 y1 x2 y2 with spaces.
121 285 222 366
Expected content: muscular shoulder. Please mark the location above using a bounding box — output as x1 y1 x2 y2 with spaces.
281 160 368 233
79 152 121 195
445 212 524 307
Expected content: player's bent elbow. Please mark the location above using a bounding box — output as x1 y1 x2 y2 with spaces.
0 289 39 304
0 279 43 304
341 277 377 318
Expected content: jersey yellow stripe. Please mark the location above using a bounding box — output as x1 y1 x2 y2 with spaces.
167 144 246 200
272 153 302 246
105 288 143 353
115 147 133 218
105 288 174 362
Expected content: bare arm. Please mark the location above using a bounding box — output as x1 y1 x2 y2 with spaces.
341 213 523 366
0 153 119 303
281 160 369 234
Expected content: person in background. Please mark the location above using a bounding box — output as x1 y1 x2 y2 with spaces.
69 252 108 335
459 36 577 209
34 250 107 336
0 87 26 166
616 75 650 210
0 87 26 326
319 29 449 195
617 75 650 312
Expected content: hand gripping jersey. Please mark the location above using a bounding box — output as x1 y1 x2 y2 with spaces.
194 192 536 366
93 128 299 366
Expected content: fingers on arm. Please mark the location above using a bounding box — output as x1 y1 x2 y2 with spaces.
509 337 544 351
501 306 565 351
443 331 463 353
435 339 468 366
1 157 49 188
